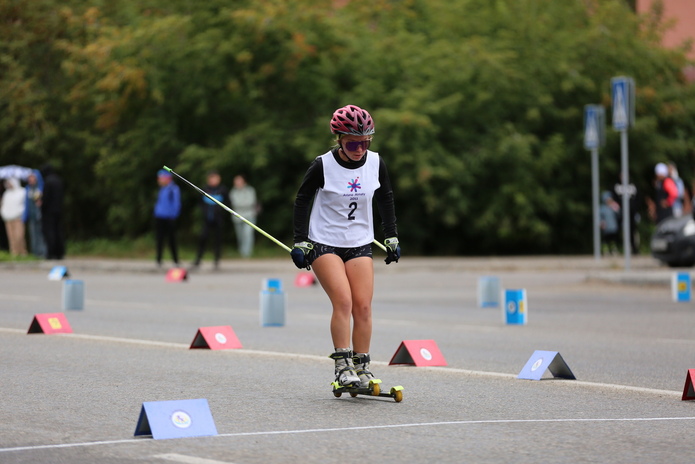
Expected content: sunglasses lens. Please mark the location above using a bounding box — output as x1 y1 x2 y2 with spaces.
344 140 370 151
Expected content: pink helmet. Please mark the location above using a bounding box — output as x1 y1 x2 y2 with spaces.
330 105 375 136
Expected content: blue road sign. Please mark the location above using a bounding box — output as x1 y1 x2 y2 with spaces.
611 77 634 131
583 105 603 150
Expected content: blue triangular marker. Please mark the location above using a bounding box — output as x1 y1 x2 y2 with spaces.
48 266 69 281
134 399 218 440
517 350 576 381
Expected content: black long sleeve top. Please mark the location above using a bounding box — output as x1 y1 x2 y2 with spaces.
293 148 398 244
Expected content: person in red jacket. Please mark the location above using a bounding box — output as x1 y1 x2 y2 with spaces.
652 162 678 224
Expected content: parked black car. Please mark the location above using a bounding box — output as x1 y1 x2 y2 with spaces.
650 215 695 267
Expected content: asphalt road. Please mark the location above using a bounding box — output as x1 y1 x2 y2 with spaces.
1 256 694 463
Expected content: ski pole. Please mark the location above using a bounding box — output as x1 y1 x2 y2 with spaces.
374 239 388 252
163 166 292 253
162 166 388 253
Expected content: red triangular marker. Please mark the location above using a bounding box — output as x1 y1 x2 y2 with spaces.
682 369 695 400
166 268 188 282
27 313 73 334
190 326 242 350
294 271 316 287
389 340 447 366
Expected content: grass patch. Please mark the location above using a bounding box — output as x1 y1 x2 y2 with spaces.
63 236 288 260
0 234 291 261
66 237 156 259
0 251 41 262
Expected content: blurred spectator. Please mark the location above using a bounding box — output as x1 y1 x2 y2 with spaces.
1 178 27 256
23 170 46 257
668 162 687 217
154 169 181 267
0 182 7 251
229 174 258 258
40 164 65 260
600 191 620 255
647 162 677 224
192 171 228 269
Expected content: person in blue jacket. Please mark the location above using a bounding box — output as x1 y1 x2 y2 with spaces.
154 169 181 267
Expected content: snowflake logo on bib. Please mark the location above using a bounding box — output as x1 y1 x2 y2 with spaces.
347 177 361 192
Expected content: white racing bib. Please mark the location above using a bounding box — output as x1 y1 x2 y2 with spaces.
308 150 380 247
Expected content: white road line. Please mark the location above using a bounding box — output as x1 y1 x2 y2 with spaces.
0 327 682 397
0 328 25 334
216 416 695 438
1 416 694 454
412 365 682 397
154 453 235 464
65 332 188 350
0 438 143 453
658 338 695 345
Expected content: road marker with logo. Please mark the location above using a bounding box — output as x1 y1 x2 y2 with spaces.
504 289 528 325
478 276 501 308
62 279 84 310
27 313 73 334
517 350 576 381
189 326 242 350
389 339 447 366
134 398 218 440
672 272 691 302
260 278 286 326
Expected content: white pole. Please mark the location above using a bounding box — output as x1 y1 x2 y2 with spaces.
591 148 600 260
620 130 631 270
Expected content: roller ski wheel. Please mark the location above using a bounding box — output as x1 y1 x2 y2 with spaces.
390 386 404 403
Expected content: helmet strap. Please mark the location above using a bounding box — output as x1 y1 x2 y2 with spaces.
337 144 358 164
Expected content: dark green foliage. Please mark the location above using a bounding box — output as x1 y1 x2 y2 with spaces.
1 0 693 254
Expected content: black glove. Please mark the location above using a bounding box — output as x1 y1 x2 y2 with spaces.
384 237 400 264
291 241 314 270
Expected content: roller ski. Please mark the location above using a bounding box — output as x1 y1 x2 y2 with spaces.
329 352 404 402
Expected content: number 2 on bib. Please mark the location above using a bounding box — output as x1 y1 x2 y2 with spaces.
347 202 357 220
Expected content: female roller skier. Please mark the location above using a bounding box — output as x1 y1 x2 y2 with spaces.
291 104 400 387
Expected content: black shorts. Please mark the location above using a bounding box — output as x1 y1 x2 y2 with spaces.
308 242 373 264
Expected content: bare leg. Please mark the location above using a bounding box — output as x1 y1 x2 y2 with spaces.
312 254 353 349
345 257 374 353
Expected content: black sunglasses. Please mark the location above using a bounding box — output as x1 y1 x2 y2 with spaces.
343 139 372 152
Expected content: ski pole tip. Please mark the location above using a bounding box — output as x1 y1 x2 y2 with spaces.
162 165 172 172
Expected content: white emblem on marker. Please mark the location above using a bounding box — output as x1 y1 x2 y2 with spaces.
420 348 432 361
507 301 516 313
531 358 544 372
171 411 192 429
215 333 227 344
